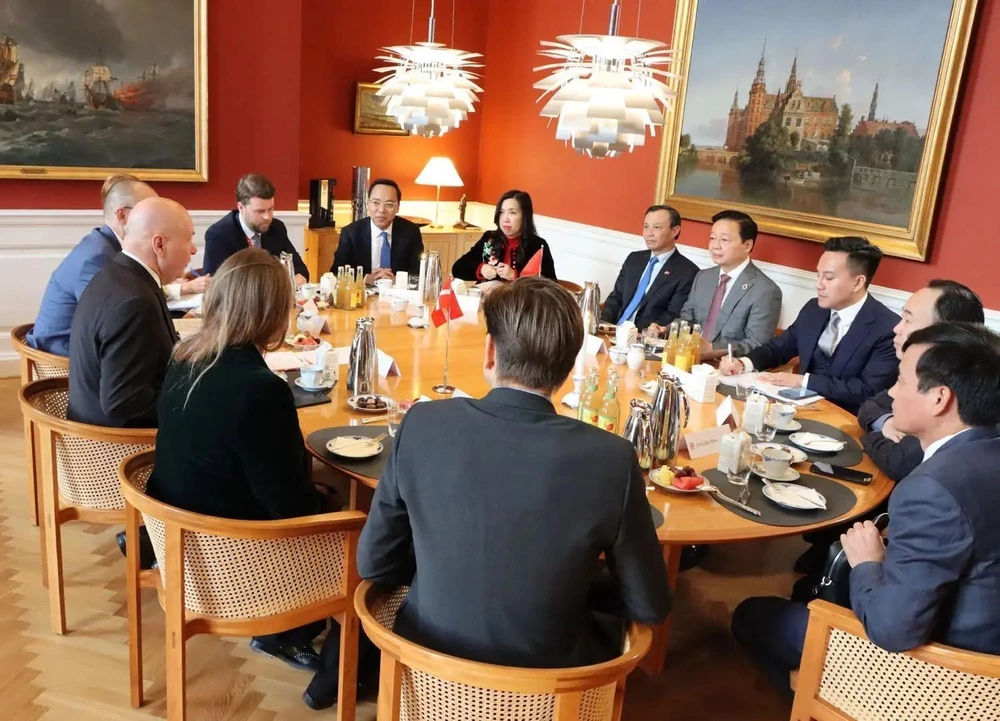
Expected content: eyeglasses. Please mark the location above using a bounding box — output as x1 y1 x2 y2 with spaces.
368 200 399 211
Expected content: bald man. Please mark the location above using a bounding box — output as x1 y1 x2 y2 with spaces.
68 197 195 428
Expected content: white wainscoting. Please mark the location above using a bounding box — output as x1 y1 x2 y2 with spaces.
0 209 309 376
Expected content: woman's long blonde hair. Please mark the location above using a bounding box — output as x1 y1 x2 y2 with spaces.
172 248 292 405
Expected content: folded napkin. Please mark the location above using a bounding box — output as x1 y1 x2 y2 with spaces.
795 433 844 452
768 483 827 510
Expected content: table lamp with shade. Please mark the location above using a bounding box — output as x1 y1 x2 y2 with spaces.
415 157 464 228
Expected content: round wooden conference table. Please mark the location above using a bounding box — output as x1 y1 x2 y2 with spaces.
295 296 894 674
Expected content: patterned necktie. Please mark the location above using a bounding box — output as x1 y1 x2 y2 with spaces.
703 273 731 337
251 232 261 248
818 311 841 356
618 255 659 324
379 231 391 269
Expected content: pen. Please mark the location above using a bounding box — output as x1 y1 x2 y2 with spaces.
727 343 733 367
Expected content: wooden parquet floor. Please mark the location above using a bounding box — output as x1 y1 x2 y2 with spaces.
0 376 799 720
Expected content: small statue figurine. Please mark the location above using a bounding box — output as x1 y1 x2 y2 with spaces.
453 193 479 230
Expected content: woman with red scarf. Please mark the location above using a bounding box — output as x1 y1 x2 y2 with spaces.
452 190 557 284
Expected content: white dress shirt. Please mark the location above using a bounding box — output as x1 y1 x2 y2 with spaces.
922 428 970 462
238 212 257 243
370 219 392 272
121 251 162 286
718 257 751 306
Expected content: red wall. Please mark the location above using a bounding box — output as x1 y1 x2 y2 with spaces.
477 0 1000 306
298 0 489 203
0 0 303 211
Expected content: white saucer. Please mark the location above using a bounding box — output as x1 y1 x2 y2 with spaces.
649 468 704 494
752 443 807 464
774 420 802 432
750 461 801 482
789 432 846 453
762 483 827 510
295 376 335 392
326 435 383 459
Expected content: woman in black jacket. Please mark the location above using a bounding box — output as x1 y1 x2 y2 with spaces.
452 189 557 284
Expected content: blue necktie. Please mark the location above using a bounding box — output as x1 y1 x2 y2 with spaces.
378 231 391 269
618 256 659 324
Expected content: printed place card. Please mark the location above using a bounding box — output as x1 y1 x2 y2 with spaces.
680 425 731 459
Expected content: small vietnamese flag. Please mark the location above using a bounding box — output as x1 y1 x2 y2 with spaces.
431 277 464 327
519 248 544 277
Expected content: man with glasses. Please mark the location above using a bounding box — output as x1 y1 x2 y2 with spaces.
204 173 309 284
332 178 424 284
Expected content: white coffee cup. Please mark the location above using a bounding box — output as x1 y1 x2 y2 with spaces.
760 447 792 478
391 297 408 312
774 403 797 428
300 369 324 388
375 278 393 294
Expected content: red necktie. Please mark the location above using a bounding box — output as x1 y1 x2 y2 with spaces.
703 273 730 336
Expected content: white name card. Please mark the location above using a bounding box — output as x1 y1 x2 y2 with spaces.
377 349 401 378
298 314 330 336
680 425 731 459
583 334 608 357
716 395 740 428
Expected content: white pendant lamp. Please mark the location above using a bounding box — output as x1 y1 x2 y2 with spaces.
533 0 679 158
373 0 483 138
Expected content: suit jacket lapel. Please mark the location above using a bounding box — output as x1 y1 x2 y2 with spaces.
710 264 757 341
636 251 679 314
827 297 877 375
798 304 829 373
116 255 178 341
361 223 374 274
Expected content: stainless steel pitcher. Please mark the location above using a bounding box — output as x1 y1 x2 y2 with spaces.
621 399 654 470
579 281 601 335
347 317 377 394
278 251 297 306
650 371 690 464
422 250 443 306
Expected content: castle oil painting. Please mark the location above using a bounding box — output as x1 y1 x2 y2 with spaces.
0 0 206 180
658 0 979 260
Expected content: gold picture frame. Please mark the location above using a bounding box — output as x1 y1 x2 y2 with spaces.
354 82 409 136
0 0 207 182
655 0 980 261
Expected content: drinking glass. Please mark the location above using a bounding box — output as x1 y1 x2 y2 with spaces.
727 467 752 489
387 400 411 438
643 328 661 359
754 403 779 443
735 371 758 400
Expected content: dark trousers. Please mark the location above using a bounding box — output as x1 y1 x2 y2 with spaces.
308 622 381 701
255 620 325 649
731 597 810 697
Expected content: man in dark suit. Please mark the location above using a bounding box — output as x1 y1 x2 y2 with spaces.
720 236 899 415
355 277 670 668
677 210 782 358
733 323 1000 693
203 173 308 282
600 205 698 331
28 174 157 356
331 178 424 283
68 197 193 428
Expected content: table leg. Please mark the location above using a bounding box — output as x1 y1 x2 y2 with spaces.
640 543 681 675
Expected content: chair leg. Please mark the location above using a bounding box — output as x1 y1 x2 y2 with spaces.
612 676 627 721
126 503 144 708
23 417 39 526
39 429 65 634
336 610 359 721
164 525 186 721
376 654 402 721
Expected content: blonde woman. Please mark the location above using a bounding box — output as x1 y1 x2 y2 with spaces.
146 248 325 672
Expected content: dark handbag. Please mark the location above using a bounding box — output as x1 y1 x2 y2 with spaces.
813 513 889 608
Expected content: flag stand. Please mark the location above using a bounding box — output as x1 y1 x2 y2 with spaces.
432 311 455 395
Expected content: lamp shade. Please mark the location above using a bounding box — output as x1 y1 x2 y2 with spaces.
415 157 464 187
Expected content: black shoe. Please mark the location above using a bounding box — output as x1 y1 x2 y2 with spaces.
303 689 334 711
303 675 380 710
116 530 157 570
793 543 829 576
250 638 322 671
680 544 710 571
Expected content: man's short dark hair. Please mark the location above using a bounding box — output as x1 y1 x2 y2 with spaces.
927 279 985 324
902 322 1000 428
645 204 681 228
712 209 758 248
823 236 883 288
482 278 584 394
236 173 275 205
368 178 402 202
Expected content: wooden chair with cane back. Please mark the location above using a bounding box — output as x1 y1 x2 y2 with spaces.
119 449 367 721
17 377 155 634
791 599 1000 721
11 323 70 526
354 581 653 721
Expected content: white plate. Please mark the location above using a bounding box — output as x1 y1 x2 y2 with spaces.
649 468 704 494
326 435 383 459
750 461 801 482
789 432 846 453
295 376 335 392
348 394 393 413
762 483 827 510
774 420 802 432
752 443 807 464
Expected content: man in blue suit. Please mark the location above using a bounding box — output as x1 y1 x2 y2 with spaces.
720 236 899 414
732 322 1000 693
27 174 158 356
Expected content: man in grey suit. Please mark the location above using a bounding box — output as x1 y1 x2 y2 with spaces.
673 210 781 359
732 322 1000 694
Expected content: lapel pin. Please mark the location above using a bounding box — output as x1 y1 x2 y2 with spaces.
742 283 749 290
663 270 671 276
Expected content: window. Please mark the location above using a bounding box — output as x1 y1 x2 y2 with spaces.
796 117 803 127
785 117 792 126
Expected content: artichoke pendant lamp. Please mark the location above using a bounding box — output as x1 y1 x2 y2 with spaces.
373 0 483 138
533 0 679 158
